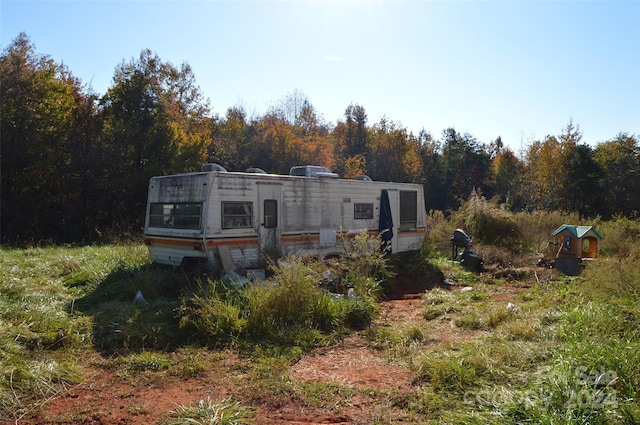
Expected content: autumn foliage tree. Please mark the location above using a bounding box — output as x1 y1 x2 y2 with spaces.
593 133 640 217
332 103 369 177
418 130 447 210
98 49 210 229
367 118 423 183
209 106 252 171
289 98 334 170
491 146 525 209
1 36 211 243
2 32 640 245
524 136 564 210
439 128 492 208
1 33 82 241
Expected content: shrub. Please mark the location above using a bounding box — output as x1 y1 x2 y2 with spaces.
595 216 640 257
513 209 581 253
179 285 246 347
424 209 456 255
178 250 389 349
430 192 587 259
454 191 524 252
339 297 376 330
336 229 395 292
342 271 382 302
474 244 532 269
244 258 338 343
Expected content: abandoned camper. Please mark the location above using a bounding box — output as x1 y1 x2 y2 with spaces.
143 164 427 273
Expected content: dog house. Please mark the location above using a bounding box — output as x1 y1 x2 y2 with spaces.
551 224 602 275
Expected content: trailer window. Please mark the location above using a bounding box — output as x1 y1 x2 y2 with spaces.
222 202 253 229
354 203 374 219
149 203 202 229
399 191 417 231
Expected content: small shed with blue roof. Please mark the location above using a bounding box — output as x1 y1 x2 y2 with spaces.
551 224 602 275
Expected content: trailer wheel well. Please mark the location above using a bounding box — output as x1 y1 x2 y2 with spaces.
180 257 209 274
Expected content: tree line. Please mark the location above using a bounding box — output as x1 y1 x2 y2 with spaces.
1 33 639 245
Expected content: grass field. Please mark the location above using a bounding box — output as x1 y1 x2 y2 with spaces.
2 207 640 424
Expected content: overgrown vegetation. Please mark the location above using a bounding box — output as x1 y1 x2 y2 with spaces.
0 233 385 420
178 231 385 351
2 202 640 423
402 196 640 424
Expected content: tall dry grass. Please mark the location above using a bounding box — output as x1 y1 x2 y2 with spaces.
425 192 587 263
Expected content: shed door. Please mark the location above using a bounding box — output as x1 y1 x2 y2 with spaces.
257 182 282 262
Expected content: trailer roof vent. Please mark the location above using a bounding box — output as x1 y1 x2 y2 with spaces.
290 165 338 178
245 167 267 174
202 163 227 172
353 175 372 182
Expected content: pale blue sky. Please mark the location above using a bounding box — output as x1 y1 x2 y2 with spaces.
2 0 639 152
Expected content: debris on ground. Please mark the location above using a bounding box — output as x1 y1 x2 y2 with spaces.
133 289 149 305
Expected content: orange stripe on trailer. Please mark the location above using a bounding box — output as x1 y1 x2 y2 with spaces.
206 238 258 247
146 236 258 248
144 228 425 250
144 238 197 247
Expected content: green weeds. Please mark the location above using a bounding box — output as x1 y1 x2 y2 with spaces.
170 398 253 425
0 244 149 419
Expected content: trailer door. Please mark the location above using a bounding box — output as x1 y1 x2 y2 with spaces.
257 182 282 261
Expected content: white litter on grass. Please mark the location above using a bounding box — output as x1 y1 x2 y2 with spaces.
222 271 249 287
461 286 474 292
247 269 266 281
133 290 149 305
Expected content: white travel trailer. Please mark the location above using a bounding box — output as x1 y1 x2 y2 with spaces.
143 164 427 273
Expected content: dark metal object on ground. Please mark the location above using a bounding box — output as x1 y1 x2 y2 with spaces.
450 229 483 272
451 228 473 259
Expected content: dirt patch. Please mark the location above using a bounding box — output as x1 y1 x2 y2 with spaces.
15 359 235 425
291 334 413 391
13 274 517 425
